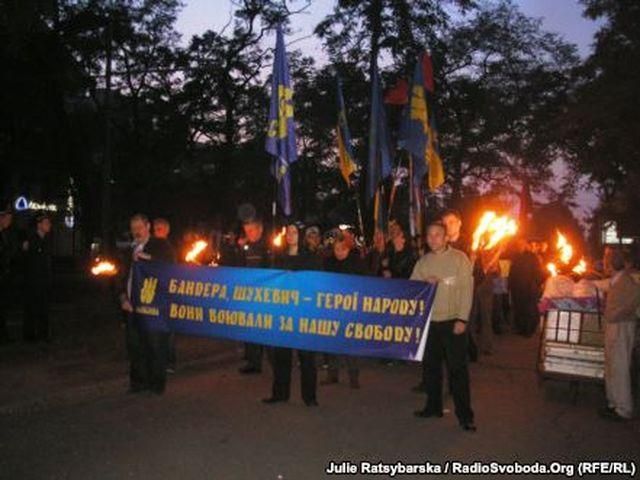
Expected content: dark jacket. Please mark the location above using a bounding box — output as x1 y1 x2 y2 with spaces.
0 226 20 284
117 236 176 302
23 232 52 287
509 251 544 295
387 246 417 279
276 249 323 272
324 250 368 276
230 237 272 268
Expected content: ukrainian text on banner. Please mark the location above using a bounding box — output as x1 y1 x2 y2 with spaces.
132 262 436 361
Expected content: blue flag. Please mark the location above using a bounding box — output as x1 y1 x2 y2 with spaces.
336 76 357 186
265 25 297 216
366 63 393 204
401 53 444 191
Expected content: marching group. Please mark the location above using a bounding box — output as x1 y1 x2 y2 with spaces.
111 207 557 434
2 204 639 430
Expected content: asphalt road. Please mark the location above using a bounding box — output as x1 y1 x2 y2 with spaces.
1 333 638 480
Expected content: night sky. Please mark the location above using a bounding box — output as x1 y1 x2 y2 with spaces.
176 0 601 58
175 0 603 222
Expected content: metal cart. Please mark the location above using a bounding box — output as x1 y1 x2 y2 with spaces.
538 297 604 402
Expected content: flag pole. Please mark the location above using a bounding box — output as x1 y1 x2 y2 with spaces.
387 151 405 219
272 175 278 233
409 152 416 238
354 182 366 240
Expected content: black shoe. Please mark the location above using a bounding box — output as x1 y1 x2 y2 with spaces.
127 385 147 394
262 397 287 404
304 399 319 407
411 383 426 393
460 421 477 432
414 409 443 418
149 384 165 395
598 407 628 421
320 377 338 385
239 365 261 374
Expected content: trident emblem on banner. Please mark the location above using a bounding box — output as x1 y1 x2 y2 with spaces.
140 277 158 304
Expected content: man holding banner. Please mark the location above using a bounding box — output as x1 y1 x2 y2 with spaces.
235 215 272 374
118 214 175 395
411 221 476 432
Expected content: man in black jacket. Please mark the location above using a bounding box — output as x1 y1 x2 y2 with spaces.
118 213 175 394
508 239 544 337
234 216 272 374
0 207 19 343
22 214 53 343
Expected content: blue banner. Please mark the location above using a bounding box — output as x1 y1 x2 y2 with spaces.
131 262 436 361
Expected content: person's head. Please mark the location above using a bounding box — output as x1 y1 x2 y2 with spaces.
243 219 263 243
333 233 351 261
36 214 52 236
392 228 406 252
285 224 299 249
426 221 447 253
388 219 401 240
514 237 528 253
304 226 321 251
441 209 462 243
339 226 355 250
0 210 12 230
130 213 151 243
539 241 549 254
373 228 386 252
153 218 170 239
610 248 628 273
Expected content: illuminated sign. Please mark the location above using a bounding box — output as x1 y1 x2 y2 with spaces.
602 221 633 245
14 196 58 212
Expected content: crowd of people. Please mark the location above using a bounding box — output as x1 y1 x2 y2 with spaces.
2 202 639 429
112 207 554 433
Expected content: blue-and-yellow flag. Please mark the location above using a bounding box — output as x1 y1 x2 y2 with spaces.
265 25 297 216
401 52 444 191
366 62 393 204
336 76 357 186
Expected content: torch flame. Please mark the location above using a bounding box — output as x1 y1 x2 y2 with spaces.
272 227 286 248
471 211 518 251
547 231 588 276
185 240 208 263
91 258 117 276
572 258 587 275
556 231 573 265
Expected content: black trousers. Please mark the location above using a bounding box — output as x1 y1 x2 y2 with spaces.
23 286 49 342
244 342 263 370
126 315 168 392
423 320 474 424
511 289 539 336
167 331 177 368
271 347 317 403
0 280 10 341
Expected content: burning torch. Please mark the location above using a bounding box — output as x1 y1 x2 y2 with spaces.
90 257 118 277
